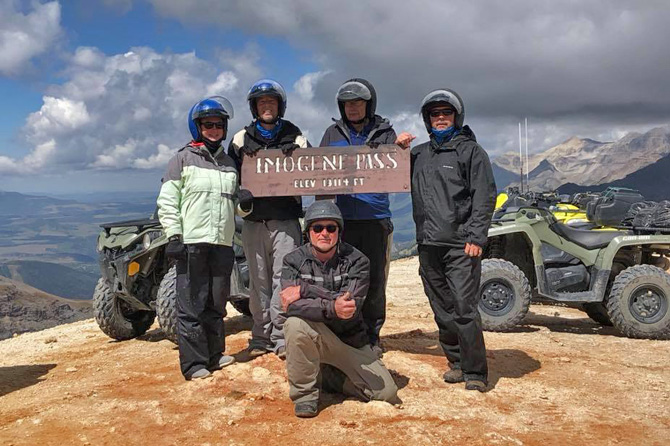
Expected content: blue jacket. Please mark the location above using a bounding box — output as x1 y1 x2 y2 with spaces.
319 116 397 220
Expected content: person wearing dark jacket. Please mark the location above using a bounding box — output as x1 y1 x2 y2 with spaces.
319 78 414 356
411 88 497 392
228 79 310 359
280 201 399 418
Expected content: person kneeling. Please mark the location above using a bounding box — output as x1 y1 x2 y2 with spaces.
280 201 400 418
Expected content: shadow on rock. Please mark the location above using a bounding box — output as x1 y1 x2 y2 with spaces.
0 364 57 397
522 311 624 337
487 349 541 389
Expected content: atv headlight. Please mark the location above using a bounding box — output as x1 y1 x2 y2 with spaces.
143 233 152 250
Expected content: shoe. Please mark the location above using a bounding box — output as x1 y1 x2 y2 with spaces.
247 345 269 358
294 401 318 418
442 369 464 383
211 355 235 370
188 368 212 380
465 380 487 392
276 346 286 360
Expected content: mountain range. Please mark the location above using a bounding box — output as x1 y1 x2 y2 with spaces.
492 126 670 193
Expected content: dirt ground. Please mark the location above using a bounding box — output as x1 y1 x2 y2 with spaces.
1 256 669 446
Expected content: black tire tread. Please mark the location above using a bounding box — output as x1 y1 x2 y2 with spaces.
582 302 613 326
607 264 670 340
480 258 532 332
92 278 155 341
156 265 178 343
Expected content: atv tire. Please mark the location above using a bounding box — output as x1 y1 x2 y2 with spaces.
156 265 178 343
583 302 613 326
479 259 532 332
607 265 670 340
93 278 155 341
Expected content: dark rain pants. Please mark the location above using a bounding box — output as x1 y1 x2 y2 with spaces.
342 218 393 346
418 244 488 381
176 243 234 378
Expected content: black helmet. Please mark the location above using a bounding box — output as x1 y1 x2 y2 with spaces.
247 78 287 121
336 78 377 123
303 201 344 233
420 88 465 131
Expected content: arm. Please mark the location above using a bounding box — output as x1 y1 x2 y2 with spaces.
280 254 338 321
463 146 497 247
156 155 184 238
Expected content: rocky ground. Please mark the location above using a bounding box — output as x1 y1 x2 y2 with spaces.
1 256 669 446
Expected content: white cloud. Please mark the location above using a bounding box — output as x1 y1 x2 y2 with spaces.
133 144 177 169
0 0 62 76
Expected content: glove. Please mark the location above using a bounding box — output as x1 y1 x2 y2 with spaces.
241 145 260 156
366 142 381 149
238 189 254 212
165 235 186 259
281 143 301 156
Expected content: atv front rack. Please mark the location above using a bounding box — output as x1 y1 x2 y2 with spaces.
100 218 161 235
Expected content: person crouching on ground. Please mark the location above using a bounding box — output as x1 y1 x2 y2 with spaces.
410 88 497 391
279 201 400 418
157 96 247 380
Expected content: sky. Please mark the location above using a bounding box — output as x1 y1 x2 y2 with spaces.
2 0 670 195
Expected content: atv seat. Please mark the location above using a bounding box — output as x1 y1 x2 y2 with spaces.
549 222 627 250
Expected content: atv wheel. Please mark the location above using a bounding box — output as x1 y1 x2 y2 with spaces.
93 278 155 341
156 265 178 343
583 302 613 326
607 265 670 340
479 259 532 331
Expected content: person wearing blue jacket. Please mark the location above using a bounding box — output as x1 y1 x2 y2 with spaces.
319 78 414 357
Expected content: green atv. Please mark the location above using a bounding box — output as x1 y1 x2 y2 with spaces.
93 215 251 343
479 207 670 339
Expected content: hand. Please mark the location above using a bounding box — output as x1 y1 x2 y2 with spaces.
281 143 300 156
280 285 301 311
395 132 416 149
238 189 254 212
165 236 186 259
334 292 356 320
464 243 483 257
366 142 381 149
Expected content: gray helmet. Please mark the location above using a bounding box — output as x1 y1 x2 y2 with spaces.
303 201 344 232
336 78 377 123
420 88 465 131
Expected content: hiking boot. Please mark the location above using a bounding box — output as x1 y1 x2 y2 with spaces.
294 401 318 418
247 345 269 358
188 368 212 380
465 380 487 392
276 346 286 360
210 355 235 370
442 368 464 383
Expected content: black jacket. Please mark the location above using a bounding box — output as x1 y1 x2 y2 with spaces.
410 126 496 247
281 242 371 348
228 120 309 221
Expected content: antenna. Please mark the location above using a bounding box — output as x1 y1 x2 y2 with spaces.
519 122 524 193
525 117 529 191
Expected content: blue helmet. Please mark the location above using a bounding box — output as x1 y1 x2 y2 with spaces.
247 79 287 121
188 96 234 142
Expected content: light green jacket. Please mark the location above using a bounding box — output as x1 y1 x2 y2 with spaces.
157 142 246 246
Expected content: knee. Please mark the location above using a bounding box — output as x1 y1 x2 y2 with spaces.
284 317 312 340
372 381 399 404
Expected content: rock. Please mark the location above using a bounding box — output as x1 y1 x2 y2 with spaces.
44 336 58 344
251 367 271 380
559 357 571 363
339 420 358 428
66 367 78 373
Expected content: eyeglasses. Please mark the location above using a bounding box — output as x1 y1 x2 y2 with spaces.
310 224 338 234
429 109 455 118
201 122 225 129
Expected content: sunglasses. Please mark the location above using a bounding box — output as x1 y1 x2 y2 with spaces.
311 224 338 234
201 122 225 129
429 109 455 118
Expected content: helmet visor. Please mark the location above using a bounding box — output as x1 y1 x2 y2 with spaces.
337 81 372 102
248 79 287 102
421 89 463 115
207 96 234 119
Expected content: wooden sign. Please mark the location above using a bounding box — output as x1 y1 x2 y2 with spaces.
241 144 410 197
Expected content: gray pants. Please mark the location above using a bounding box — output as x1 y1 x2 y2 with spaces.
284 317 400 405
242 219 301 352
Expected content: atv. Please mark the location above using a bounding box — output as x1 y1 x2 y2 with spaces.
93 215 250 342
480 206 670 339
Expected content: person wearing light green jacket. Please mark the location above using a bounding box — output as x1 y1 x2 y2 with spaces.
157 95 248 380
